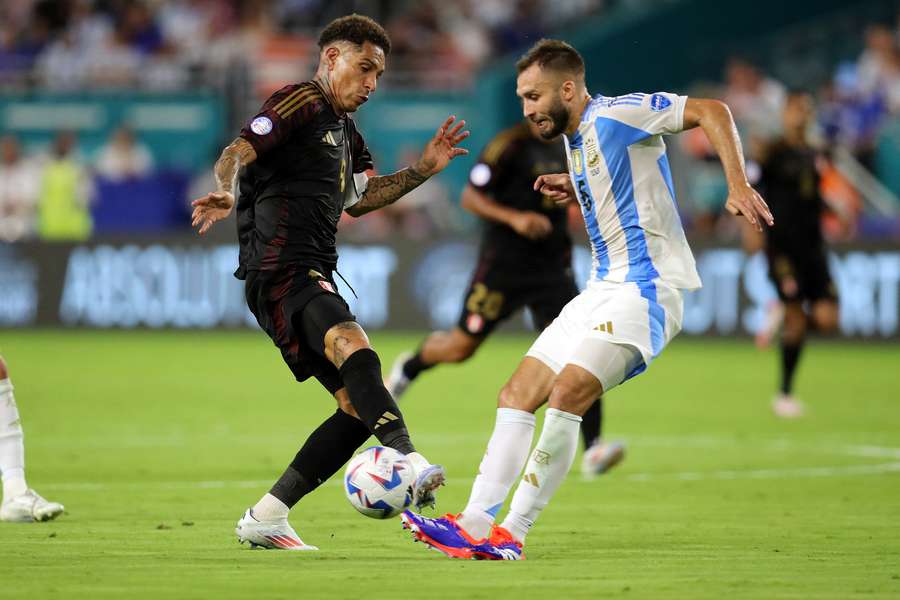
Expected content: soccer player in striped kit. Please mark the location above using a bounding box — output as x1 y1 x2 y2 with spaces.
401 39 773 560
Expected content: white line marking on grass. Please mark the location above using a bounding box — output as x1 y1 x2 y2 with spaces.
617 462 900 483
42 462 900 492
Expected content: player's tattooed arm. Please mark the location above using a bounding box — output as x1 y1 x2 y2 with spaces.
191 138 257 235
346 115 469 217
346 166 429 216
682 98 774 232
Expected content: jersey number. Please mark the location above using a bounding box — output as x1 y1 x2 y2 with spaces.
466 283 504 320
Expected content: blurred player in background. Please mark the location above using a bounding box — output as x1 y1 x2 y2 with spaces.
748 92 840 418
0 355 64 522
386 120 624 478
401 39 773 560
190 15 468 550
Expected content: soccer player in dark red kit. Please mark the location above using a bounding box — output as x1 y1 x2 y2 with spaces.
750 92 840 418
191 14 469 550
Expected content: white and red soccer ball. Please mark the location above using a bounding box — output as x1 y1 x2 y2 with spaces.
344 446 413 519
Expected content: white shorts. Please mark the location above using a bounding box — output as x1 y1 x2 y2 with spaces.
526 279 684 392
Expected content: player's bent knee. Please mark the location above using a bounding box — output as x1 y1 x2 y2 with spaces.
334 388 360 419
324 321 371 367
0 356 7 380
547 369 602 416
812 302 839 333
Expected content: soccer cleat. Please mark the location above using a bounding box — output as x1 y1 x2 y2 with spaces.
385 351 414 400
479 524 525 561
772 394 805 418
234 509 318 551
581 441 626 478
0 489 64 523
405 452 446 510
400 511 493 559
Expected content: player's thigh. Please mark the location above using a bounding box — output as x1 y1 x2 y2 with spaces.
561 336 643 407
457 269 523 337
497 356 557 413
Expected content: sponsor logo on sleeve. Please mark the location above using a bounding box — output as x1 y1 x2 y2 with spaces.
650 94 672 112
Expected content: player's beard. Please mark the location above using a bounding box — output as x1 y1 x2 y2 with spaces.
541 96 570 139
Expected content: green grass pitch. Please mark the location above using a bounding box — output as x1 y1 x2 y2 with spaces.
1 330 898 599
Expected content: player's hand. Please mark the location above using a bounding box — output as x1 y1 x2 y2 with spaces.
510 210 553 240
725 182 774 232
191 191 235 235
534 173 575 205
414 115 470 177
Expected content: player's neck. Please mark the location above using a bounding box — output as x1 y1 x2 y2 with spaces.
313 73 345 116
565 93 592 137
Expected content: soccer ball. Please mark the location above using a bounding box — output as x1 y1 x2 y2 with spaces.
344 446 414 519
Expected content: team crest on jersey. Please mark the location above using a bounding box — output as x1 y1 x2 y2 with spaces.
587 149 600 168
571 149 584 175
650 94 672 112
318 280 335 293
250 116 273 135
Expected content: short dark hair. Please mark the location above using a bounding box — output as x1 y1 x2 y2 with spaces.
516 39 584 77
318 14 391 55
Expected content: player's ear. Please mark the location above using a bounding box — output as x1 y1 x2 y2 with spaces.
323 46 340 71
560 79 576 101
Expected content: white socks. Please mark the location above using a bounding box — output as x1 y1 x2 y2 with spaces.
501 408 581 544
0 378 27 501
252 493 290 521
457 408 536 540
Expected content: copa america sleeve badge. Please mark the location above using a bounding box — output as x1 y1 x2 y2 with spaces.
250 116 273 135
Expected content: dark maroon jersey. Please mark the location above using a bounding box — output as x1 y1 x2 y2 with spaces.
235 80 373 279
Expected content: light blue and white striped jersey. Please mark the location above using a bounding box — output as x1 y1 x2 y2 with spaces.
564 92 702 290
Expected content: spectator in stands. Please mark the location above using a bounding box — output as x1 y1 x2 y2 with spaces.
36 28 87 90
0 135 41 242
37 131 92 241
95 126 155 182
723 57 787 148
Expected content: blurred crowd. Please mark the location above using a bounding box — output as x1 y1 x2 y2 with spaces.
0 126 156 242
677 18 900 240
2 1 899 243
0 0 610 92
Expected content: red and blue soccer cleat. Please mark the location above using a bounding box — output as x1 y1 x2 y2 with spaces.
400 511 524 560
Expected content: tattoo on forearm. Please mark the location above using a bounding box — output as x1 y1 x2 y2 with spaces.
214 151 240 194
352 166 428 215
214 139 255 194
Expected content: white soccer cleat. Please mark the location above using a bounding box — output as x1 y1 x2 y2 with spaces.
581 441 626 478
405 451 445 510
772 394 805 418
1 489 64 523
385 351 414 400
235 509 318 550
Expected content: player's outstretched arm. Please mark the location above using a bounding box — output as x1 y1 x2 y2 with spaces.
191 138 257 235
682 98 774 232
346 116 469 217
